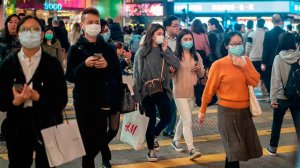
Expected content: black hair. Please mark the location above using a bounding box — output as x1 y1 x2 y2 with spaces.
247 20 254 29
208 18 224 33
276 32 296 54
175 29 198 62
134 25 145 35
17 15 43 33
81 7 100 22
257 18 265 28
191 19 206 34
106 17 114 24
222 31 243 56
143 23 165 56
3 14 20 41
47 17 53 27
100 19 109 33
287 24 292 31
39 19 46 29
234 23 242 31
43 26 57 45
163 15 178 28
124 26 133 35
18 13 26 17
59 20 66 29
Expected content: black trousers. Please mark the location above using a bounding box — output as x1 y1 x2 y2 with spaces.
75 105 111 168
225 157 240 168
5 109 50 168
142 92 171 150
262 65 272 94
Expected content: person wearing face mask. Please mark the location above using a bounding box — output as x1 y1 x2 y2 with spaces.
133 23 180 162
198 31 262 168
170 29 204 160
66 8 122 168
0 15 67 168
100 19 112 43
0 14 21 63
0 14 21 142
42 26 64 68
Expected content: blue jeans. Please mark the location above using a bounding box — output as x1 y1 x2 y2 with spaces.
270 99 300 147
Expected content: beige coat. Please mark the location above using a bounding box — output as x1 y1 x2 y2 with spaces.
42 40 63 68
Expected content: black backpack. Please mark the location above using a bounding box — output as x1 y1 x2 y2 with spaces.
283 59 300 101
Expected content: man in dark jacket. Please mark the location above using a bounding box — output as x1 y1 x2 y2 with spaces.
52 19 70 52
107 17 124 42
262 14 285 95
66 8 122 168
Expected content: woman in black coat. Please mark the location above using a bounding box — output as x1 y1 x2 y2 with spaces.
0 16 67 168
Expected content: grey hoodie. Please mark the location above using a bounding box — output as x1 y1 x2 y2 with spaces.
270 49 300 104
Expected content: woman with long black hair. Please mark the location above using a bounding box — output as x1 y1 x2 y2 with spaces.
133 23 179 162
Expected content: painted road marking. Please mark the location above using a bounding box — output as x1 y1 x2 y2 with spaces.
109 127 295 151
113 145 297 168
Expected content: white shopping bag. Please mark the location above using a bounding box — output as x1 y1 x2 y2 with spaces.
122 75 134 95
41 120 86 167
120 111 149 150
248 86 262 117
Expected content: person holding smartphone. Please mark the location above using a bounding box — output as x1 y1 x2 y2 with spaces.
170 29 204 160
66 8 122 168
0 16 67 168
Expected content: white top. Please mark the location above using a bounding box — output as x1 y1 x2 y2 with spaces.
246 28 265 61
18 47 42 107
166 32 177 52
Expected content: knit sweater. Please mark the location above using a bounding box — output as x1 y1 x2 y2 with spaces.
200 56 260 113
133 46 180 102
172 54 205 98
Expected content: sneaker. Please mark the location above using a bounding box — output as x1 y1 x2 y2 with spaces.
171 140 184 152
189 149 202 160
267 146 277 156
147 150 158 162
154 138 160 151
102 160 112 168
163 131 175 139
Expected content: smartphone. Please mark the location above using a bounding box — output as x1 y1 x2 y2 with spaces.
94 53 103 60
13 84 23 92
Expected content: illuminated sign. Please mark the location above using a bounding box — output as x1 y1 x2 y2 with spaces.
174 1 296 14
44 3 63 11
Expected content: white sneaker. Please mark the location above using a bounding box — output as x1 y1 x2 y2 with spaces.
189 149 202 160
147 150 158 162
171 140 184 152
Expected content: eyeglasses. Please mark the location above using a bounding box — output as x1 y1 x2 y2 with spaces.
19 26 41 33
169 25 180 28
229 43 243 47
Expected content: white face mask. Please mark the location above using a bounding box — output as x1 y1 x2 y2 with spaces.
84 24 101 38
155 35 164 44
19 31 42 49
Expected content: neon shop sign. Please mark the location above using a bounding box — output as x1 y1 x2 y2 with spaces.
44 3 63 11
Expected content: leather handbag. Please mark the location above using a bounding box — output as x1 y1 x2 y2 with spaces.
121 83 136 114
143 58 165 96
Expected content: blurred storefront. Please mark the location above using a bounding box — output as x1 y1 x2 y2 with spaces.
170 0 300 29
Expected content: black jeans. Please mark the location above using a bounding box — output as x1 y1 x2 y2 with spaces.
270 99 300 147
142 92 172 149
75 105 111 168
225 157 240 168
252 61 263 77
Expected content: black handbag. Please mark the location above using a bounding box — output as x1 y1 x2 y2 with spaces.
143 58 165 96
120 83 136 114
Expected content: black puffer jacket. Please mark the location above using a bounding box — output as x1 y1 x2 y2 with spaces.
66 35 122 111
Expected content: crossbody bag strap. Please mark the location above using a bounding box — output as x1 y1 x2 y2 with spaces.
160 58 165 80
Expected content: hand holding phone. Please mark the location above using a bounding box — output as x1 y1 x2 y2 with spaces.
13 84 24 93
94 53 103 60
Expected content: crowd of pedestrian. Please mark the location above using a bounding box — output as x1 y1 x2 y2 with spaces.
0 7 299 168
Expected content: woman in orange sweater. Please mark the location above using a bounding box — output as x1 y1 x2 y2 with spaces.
198 31 262 168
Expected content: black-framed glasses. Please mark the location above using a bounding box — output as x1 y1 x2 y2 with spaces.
19 26 41 33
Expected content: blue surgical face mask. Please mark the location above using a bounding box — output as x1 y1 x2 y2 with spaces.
181 41 193 50
228 45 244 56
101 31 111 42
